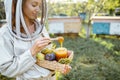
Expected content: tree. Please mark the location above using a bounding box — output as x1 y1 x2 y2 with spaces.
103 0 120 15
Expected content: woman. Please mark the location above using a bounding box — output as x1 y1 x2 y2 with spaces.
0 0 71 80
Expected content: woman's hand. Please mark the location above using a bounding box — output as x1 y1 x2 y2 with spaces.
62 65 72 74
30 37 51 56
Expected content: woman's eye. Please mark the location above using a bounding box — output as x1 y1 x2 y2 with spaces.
32 4 37 7
32 2 41 8
32 3 37 7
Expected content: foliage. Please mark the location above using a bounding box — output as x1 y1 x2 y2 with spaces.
104 0 120 10
47 0 120 17
48 2 82 17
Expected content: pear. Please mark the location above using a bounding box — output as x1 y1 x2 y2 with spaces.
36 53 45 61
41 48 53 54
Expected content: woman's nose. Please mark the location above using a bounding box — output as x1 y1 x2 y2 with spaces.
36 6 40 12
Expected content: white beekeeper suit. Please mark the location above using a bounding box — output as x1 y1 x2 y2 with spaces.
0 0 55 80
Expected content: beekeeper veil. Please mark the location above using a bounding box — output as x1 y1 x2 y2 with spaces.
4 0 47 41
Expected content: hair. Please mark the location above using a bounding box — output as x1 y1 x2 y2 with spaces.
12 0 17 28
40 0 47 25
12 0 46 31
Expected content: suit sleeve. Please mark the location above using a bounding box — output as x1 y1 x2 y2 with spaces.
0 36 36 78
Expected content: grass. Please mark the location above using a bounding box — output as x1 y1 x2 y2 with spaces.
0 30 120 80
56 35 120 80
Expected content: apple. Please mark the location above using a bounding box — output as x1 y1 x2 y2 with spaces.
36 53 45 60
45 53 56 61
67 50 72 58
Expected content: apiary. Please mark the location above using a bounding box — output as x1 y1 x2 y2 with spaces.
48 16 81 34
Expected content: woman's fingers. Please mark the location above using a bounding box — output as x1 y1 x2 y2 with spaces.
31 37 51 56
37 37 51 42
61 65 72 74
35 37 51 46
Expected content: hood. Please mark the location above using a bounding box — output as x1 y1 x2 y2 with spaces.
4 0 47 41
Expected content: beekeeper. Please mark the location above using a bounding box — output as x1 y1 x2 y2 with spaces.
0 0 71 80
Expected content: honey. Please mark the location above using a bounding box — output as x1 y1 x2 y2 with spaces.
58 37 64 47
55 47 67 61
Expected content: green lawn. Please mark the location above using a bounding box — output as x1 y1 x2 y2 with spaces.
0 34 120 80
57 35 120 80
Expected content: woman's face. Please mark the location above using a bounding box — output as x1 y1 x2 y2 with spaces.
22 0 41 20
